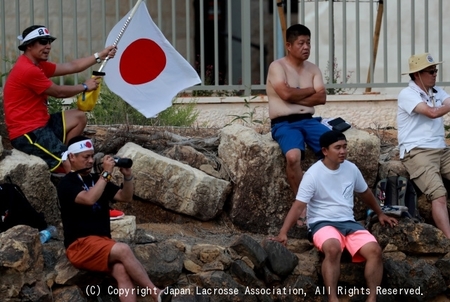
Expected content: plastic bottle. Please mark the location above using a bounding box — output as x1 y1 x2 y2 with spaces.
39 226 57 243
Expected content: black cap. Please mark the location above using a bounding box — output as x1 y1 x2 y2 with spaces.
320 130 347 148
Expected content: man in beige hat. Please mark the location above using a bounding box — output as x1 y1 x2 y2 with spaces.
398 52 450 238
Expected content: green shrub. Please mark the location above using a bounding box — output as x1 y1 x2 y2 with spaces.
88 86 199 126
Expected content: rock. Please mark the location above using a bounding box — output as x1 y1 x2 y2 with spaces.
163 145 217 170
383 256 446 301
261 239 298 278
291 249 320 279
134 228 157 244
230 259 266 288
115 142 231 221
189 271 255 302
110 215 136 242
133 240 184 287
229 234 267 270
284 275 320 302
435 252 450 282
372 219 450 254
219 125 381 234
0 149 61 226
219 125 294 234
0 225 45 299
184 259 202 273
52 285 86 302
192 244 223 263
344 128 381 188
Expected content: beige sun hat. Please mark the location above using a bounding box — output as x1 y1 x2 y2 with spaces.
402 53 443 75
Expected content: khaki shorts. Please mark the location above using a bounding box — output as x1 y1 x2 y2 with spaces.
402 147 450 201
66 236 115 273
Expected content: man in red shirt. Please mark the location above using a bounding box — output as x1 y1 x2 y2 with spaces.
3 25 116 173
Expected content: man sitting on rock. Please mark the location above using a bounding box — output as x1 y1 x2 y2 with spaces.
271 130 397 302
398 53 450 238
57 136 172 302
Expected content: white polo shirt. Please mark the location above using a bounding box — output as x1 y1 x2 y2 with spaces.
397 81 450 158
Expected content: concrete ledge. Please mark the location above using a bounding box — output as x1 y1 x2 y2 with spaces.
65 94 450 130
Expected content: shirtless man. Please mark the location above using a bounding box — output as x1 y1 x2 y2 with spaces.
266 24 330 222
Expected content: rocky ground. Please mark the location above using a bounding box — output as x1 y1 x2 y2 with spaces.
3 125 401 244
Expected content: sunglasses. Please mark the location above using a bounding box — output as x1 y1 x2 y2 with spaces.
421 69 438 75
37 38 53 46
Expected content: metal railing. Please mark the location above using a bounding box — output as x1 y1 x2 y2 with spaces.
1 0 449 95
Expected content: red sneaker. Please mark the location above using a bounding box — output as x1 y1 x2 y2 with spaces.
110 209 125 220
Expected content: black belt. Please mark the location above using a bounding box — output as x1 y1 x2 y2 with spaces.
271 113 313 127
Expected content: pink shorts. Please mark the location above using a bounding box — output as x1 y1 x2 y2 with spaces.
313 226 377 263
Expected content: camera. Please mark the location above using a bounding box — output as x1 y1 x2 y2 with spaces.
113 157 133 168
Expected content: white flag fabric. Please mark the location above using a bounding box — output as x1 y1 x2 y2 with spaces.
104 2 201 118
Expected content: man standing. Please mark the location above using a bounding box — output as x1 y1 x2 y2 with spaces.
266 24 330 222
272 131 397 302
3 25 116 173
57 136 172 302
398 52 450 238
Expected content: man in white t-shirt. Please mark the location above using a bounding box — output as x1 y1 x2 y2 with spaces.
398 53 450 238
271 130 397 302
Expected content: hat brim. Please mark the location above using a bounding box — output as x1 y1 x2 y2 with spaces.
18 36 56 51
401 61 443 75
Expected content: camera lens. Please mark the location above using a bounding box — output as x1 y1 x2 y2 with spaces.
113 157 133 168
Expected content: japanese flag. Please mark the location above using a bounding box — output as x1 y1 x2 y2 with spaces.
104 2 201 118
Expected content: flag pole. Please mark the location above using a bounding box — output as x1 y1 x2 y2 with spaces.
98 0 144 72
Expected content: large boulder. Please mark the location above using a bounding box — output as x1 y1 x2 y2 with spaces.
219 125 380 234
0 149 60 226
218 125 294 235
0 225 49 301
115 142 231 221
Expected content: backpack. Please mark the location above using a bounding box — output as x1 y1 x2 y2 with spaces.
0 180 48 232
366 175 422 227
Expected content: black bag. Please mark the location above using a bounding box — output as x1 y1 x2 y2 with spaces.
366 175 422 228
328 117 351 132
0 180 47 232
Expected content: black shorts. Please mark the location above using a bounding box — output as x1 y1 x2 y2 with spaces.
11 112 67 171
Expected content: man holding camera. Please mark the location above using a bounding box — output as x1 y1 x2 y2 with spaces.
57 136 172 302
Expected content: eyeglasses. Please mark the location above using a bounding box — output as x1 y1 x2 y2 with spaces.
37 38 53 46
421 69 438 75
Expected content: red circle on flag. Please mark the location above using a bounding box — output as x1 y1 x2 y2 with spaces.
119 39 166 85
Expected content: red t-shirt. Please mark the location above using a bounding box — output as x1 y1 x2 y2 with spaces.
3 55 56 140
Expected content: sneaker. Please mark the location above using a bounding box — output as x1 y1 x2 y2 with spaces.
158 287 173 302
109 209 125 220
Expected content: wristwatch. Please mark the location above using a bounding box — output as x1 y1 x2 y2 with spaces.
101 171 112 182
94 52 102 64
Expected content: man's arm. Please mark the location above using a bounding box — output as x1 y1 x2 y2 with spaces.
267 61 326 107
44 45 117 98
113 167 134 202
271 200 307 246
53 45 116 76
44 78 100 99
358 188 397 227
414 97 450 118
75 156 116 206
75 177 110 206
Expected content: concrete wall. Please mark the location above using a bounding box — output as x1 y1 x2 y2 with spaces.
177 95 399 130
